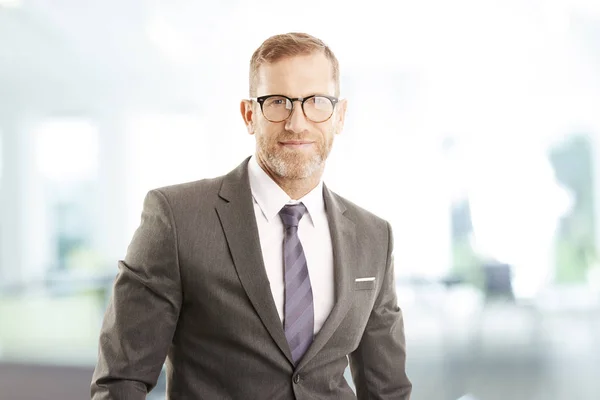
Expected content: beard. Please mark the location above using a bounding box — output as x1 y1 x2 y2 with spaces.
256 130 334 179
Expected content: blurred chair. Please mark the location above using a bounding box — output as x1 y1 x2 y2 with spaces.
470 259 544 357
481 260 514 302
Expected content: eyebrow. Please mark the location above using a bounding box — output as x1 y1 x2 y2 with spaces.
258 93 333 98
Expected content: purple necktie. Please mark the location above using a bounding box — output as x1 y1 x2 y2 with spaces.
279 203 314 364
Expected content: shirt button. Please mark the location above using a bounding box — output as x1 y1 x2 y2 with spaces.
293 374 300 384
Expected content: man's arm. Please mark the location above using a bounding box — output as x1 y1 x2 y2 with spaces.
91 190 182 399
349 221 412 399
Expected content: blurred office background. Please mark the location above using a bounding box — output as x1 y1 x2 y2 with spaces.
1 0 600 399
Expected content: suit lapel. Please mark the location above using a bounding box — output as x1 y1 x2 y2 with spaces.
297 184 357 370
215 158 294 364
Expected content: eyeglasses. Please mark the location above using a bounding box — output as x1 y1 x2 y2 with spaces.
251 94 339 123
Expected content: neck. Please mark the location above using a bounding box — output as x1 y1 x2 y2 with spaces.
256 156 323 200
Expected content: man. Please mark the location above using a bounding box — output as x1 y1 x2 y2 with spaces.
91 32 411 399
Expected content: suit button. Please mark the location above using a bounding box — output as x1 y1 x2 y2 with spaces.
293 374 300 384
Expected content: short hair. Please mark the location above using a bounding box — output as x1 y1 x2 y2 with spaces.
249 32 340 97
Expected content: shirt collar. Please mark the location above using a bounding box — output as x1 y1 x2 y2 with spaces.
248 155 325 227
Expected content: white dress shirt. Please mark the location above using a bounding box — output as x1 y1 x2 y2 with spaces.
247 156 335 335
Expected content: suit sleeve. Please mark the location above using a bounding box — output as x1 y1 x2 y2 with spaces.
349 221 412 399
91 189 182 399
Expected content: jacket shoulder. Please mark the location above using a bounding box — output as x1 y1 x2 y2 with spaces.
144 175 226 215
329 190 390 230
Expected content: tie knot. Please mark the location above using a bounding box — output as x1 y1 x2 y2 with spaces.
279 203 307 228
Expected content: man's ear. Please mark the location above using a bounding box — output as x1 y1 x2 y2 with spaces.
240 99 255 135
334 99 348 135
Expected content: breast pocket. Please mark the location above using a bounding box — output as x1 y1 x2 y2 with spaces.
354 278 376 291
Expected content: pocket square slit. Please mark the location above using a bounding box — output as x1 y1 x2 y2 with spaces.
355 277 375 282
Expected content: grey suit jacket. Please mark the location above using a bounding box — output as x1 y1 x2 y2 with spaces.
91 157 411 399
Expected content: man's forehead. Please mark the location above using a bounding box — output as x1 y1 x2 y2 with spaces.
256 54 335 97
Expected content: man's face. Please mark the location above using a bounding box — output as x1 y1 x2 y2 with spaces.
242 52 347 180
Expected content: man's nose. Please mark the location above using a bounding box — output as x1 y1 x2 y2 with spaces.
285 101 310 133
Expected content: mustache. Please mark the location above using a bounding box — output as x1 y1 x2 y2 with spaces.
276 132 315 141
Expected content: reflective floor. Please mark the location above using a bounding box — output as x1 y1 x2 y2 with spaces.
401 284 600 400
